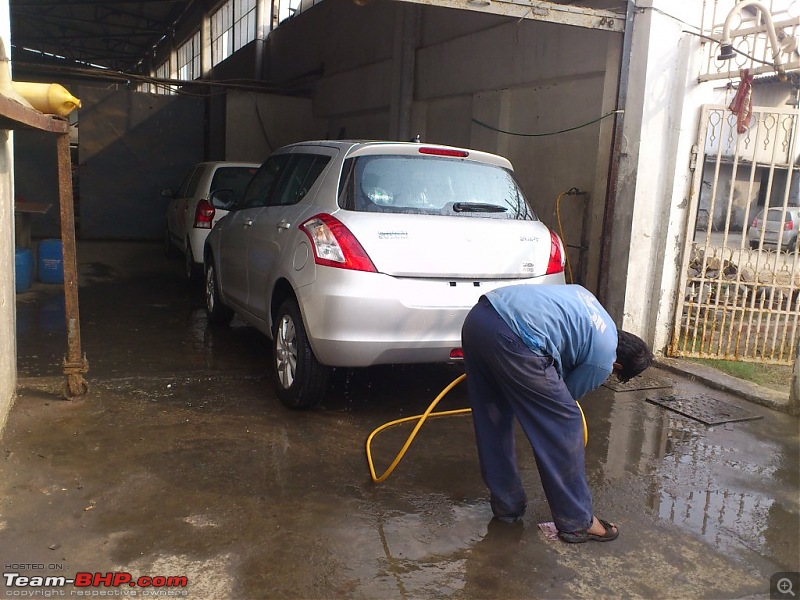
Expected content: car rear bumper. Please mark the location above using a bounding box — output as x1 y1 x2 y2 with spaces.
188 213 228 264
188 230 211 263
748 229 797 248
296 268 565 367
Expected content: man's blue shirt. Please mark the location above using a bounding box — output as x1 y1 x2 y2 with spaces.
485 284 617 400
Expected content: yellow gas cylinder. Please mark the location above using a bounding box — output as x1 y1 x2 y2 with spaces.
11 82 81 117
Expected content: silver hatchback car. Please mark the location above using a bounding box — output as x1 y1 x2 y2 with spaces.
204 140 566 408
747 207 800 252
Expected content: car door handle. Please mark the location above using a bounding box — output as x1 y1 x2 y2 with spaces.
277 221 291 230
244 219 254 228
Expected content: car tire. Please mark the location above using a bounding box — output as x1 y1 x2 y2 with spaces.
205 261 234 325
185 242 201 282
164 226 174 258
272 298 330 409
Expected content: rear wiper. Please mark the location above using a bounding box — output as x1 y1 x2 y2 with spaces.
452 202 508 213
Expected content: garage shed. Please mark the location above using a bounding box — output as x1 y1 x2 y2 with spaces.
2 0 798 428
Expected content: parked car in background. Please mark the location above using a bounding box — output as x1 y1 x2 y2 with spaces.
747 207 800 252
203 140 566 409
164 161 259 280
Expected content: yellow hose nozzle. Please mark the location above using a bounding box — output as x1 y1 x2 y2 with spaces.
11 82 81 117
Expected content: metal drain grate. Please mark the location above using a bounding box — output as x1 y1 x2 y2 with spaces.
603 375 673 392
646 394 763 425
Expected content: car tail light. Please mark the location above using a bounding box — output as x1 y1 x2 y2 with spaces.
449 348 464 360
300 213 377 272
194 199 215 229
418 147 469 158
545 230 565 275
786 220 794 231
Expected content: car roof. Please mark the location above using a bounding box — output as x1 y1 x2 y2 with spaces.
280 140 514 170
763 207 800 213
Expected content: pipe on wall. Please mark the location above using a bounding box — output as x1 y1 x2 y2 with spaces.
597 0 635 306
392 4 419 141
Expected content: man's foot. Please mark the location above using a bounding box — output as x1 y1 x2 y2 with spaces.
492 514 522 524
557 516 618 543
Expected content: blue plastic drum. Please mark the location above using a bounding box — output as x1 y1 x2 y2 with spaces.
15 247 34 293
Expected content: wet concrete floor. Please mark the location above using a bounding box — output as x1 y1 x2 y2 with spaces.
1 241 799 599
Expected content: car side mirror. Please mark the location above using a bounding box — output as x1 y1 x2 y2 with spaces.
210 189 237 210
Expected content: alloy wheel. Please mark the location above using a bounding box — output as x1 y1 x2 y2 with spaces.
205 266 216 312
275 314 297 389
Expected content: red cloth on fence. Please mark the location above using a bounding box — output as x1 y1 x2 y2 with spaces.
729 68 754 134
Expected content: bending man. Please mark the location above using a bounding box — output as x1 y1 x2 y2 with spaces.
461 284 653 543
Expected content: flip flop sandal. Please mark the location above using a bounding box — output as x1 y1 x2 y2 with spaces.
557 518 619 543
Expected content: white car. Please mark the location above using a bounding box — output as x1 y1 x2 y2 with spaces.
164 161 259 280
204 141 566 408
747 207 800 252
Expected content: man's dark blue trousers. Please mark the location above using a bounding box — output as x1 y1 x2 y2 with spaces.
461 295 593 532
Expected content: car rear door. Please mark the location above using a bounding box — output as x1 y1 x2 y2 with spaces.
216 155 291 310
245 148 337 321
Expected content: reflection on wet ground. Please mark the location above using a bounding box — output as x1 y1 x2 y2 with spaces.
3 241 799 599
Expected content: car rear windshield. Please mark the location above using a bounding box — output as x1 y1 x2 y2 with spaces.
337 155 537 220
764 209 797 222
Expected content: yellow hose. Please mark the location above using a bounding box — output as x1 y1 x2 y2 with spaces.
366 373 588 484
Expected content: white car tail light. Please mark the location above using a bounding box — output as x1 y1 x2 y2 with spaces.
194 199 215 229
546 230 565 275
301 214 377 272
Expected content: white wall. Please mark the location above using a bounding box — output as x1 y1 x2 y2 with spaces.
611 0 718 354
225 92 325 160
0 0 17 435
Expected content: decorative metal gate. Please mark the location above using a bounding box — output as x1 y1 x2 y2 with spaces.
670 104 800 364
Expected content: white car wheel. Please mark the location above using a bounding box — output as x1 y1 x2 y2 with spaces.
205 261 233 325
185 243 200 282
164 226 174 257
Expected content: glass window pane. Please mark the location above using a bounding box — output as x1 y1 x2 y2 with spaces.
242 155 292 209
271 155 332 206
340 156 535 220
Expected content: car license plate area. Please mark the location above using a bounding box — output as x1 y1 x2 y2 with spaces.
397 278 492 308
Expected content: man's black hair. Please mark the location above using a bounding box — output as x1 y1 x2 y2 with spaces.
615 330 654 383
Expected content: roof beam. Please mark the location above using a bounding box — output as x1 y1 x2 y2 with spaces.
392 0 625 32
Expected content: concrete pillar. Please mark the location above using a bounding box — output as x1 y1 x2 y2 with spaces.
607 0 711 355
0 10 17 436
201 12 212 78
389 5 419 142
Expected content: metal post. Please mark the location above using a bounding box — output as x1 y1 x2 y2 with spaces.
597 0 634 305
790 339 800 416
56 132 88 398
